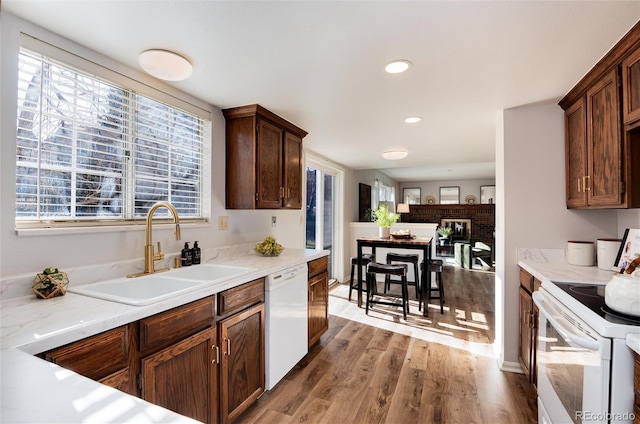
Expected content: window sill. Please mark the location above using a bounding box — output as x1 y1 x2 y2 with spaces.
15 220 211 237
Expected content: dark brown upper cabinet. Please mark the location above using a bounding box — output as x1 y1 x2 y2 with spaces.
559 22 640 209
223 104 307 209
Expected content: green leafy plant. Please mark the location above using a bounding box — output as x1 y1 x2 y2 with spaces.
436 226 453 237
373 204 400 228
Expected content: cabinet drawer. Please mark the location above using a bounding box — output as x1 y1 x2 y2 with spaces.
44 324 131 381
533 277 542 293
519 268 534 293
140 296 214 355
218 278 265 317
308 256 328 278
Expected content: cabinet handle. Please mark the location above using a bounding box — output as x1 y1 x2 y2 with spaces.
224 338 231 356
583 175 590 191
577 178 582 193
212 344 220 364
287 187 290 198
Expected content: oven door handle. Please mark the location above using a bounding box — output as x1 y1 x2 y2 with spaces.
534 292 600 351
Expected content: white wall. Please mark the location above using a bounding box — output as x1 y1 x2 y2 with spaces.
0 13 305 279
496 101 619 369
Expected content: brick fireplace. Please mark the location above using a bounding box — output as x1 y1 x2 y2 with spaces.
400 204 495 251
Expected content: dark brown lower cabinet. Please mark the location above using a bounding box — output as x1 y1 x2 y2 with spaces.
141 327 218 424
518 268 540 388
39 281 268 424
42 323 138 396
218 303 265 424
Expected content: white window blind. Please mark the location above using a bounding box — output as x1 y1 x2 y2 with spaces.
16 47 207 228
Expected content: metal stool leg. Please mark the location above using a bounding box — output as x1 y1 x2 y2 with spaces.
349 262 355 301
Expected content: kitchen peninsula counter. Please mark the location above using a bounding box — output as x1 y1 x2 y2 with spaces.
1 246 328 423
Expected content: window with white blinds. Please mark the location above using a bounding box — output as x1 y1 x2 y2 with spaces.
16 47 208 228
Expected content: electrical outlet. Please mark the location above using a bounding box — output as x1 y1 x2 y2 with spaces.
271 216 276 227
218 216 228 231
299 215 303 224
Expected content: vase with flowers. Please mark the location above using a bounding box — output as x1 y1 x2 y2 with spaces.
436 226 453 245
373 204 400 238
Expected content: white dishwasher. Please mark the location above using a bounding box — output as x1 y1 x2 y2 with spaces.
265 263 309 390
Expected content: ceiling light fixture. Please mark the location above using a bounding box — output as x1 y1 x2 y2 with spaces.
404 116 422 123
385 60 412 74
139 49 193 81
382 150 408 160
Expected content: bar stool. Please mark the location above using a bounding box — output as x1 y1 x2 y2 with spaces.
421 259 445 315
348 253 375 301
366 262 409 320
384 253 420 300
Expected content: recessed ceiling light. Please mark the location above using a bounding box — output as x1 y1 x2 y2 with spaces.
385 60 412 74
382 150 408 160
404 116 422 123
139 49 193 81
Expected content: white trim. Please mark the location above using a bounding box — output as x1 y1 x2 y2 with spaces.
16 220 211 237
305 152 345 281
499 360 525 374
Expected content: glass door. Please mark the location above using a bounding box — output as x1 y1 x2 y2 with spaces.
305 164 338 280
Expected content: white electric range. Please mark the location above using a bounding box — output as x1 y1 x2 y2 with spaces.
533 279 640 424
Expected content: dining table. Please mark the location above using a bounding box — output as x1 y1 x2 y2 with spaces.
356 235 433 317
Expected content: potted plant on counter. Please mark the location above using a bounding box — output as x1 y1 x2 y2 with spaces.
32 267 69 299
373 204 400 238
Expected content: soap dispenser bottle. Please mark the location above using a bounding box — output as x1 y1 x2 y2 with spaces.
192 241 201 265
181 242 192 267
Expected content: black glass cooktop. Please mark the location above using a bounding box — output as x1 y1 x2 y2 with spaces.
554 282 640 326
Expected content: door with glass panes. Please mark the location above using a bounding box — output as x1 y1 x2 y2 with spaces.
305 165 337 280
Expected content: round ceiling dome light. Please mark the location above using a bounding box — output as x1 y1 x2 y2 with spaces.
139 49 193 81
385 60 412 74
382 149 408 160
404 116 422 123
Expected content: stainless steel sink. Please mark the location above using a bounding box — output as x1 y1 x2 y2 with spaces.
68 264 256 306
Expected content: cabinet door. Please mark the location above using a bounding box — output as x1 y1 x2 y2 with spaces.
518 286 532 379
141 327 218 424
219 303 265 424
308 270 329 347
256 119 283 209
283 132 302 209
586 68 623 207
622 46 640 126
532 302 539 388
565 98 588 208
43 324 137 396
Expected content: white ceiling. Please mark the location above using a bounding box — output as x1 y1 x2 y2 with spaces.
3 1 639 181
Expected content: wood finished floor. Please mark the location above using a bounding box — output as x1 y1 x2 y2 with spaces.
236 264 537 424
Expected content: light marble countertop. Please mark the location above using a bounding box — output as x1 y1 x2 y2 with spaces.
0 246 328 423
517 248 640 355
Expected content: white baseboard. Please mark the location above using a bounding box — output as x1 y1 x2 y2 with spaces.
500 360 525 374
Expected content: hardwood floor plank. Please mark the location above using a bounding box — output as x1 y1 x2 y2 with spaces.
385 365 426 423
235 264 537 424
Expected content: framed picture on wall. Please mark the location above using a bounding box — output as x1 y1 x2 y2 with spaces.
358 183 372 222
480 185 496 204
402 187 421 204
613 228 640 272
439 186 459 204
